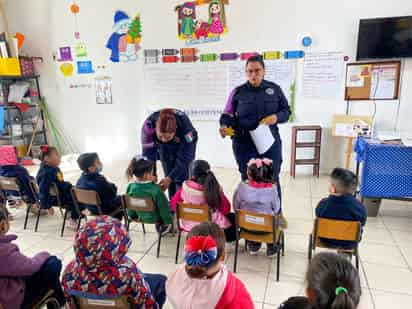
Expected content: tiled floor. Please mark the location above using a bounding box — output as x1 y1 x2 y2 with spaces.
7 159 412 308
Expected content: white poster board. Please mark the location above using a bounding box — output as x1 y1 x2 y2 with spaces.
302 51 344 99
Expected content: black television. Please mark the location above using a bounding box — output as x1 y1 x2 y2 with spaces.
357 16 412 60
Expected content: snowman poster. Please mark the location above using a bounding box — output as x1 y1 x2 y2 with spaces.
106 10 142 62
175 0 229 46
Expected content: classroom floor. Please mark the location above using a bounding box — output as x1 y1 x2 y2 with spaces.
7 159 412 309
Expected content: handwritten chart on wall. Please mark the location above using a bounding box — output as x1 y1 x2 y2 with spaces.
143 61 297 120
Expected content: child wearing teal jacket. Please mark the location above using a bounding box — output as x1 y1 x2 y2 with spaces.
126 156 172 234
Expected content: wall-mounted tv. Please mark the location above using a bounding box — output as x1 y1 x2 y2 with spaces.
357 16 412 60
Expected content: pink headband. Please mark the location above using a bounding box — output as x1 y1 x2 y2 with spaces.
247 158 273 168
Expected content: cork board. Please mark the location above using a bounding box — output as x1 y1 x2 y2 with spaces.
345 61 401 101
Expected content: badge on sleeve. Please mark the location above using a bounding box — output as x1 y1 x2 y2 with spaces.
57 172 64 182
185 131 194 143
266 88 275 95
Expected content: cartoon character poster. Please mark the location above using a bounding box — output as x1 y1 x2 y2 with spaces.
175 0 229 46
106 10 142 62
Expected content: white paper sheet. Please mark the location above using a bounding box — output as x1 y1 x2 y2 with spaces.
250 124 275 154
346 66 364 87
303 51 344 99
370 65 397 99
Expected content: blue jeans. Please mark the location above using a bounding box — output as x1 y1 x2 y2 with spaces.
21 256 66 309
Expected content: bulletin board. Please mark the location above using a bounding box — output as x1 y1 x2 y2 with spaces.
344 61 401 101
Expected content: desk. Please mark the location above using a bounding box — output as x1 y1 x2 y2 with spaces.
354 137 412 216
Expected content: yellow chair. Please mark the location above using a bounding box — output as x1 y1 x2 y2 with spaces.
234 209 285 281
122 195 164 258
175 203 211 264
70 294 133 309
308 218 361 270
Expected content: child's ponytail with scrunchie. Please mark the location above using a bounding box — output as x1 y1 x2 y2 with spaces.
184 222 226 279
247 158 274 184
331 287 356 309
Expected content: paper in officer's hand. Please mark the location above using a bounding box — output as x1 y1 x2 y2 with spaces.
250 124 275 155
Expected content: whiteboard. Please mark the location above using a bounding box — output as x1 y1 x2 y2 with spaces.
143 60 297 120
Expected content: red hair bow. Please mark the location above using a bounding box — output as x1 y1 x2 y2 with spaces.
40 145 49 153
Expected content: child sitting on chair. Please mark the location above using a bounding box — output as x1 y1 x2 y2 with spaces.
278 252 361 309
0 207 66 309
315 168 367 249
62 215 166 308
0 145 38 209
126 156 173 235
76 152 123 220
233 158 281 257
170 160 236 242
36 145 79 228
166 222 254 309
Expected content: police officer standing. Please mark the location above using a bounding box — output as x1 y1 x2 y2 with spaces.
219 56 291 225
141 109 198 199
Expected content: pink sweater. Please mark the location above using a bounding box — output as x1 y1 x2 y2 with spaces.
170 180 231 232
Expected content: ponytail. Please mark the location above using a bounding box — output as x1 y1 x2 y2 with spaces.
331 290 356 309
306 252 361 309
126 155 154 180
203 171 222 212
190 160 222 212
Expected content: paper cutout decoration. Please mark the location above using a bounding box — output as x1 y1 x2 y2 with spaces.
95 77 113 104
220 52 238 61
75 32 81 39
59 46 73 61
144 49 160 64
106 11 142 62
240 52 259 60
180 48 196 57
162 49 179 56
60 63 74 77
302 36 312 47
181 56 199 62
70 4 80 14
77 60 94 74
74 42 87 57
284 50 305 59
263 51 282 60
163 56 179 63
200 53 218 62
175 0 229 46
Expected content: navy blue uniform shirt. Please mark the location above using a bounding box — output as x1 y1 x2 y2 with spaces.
220 80 291 143
36 163 72 209
76 172 119 214
141 109 198 182
316 194 367 249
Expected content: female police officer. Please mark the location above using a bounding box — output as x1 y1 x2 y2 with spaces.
219 55 290 225
141 109 198 198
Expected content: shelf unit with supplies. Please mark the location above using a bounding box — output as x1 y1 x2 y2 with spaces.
0 75 48 157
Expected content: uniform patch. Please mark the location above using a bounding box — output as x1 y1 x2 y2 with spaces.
185 131 194 143
57 172 64 182
266 88 275 95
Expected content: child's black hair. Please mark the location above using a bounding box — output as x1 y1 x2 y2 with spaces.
190 160 221 212
126 156 154 179
306 252 361 309
40 145 58 161
247 159 274 184
331 168 357 194
185 222 226 279
0 206 9 221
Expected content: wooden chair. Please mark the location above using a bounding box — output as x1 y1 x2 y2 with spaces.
71 188 123 224
70 294 134 309
234 209 285 282
308 218 361 270
175 203 211 264
0 176 37 230
122 195 165 258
